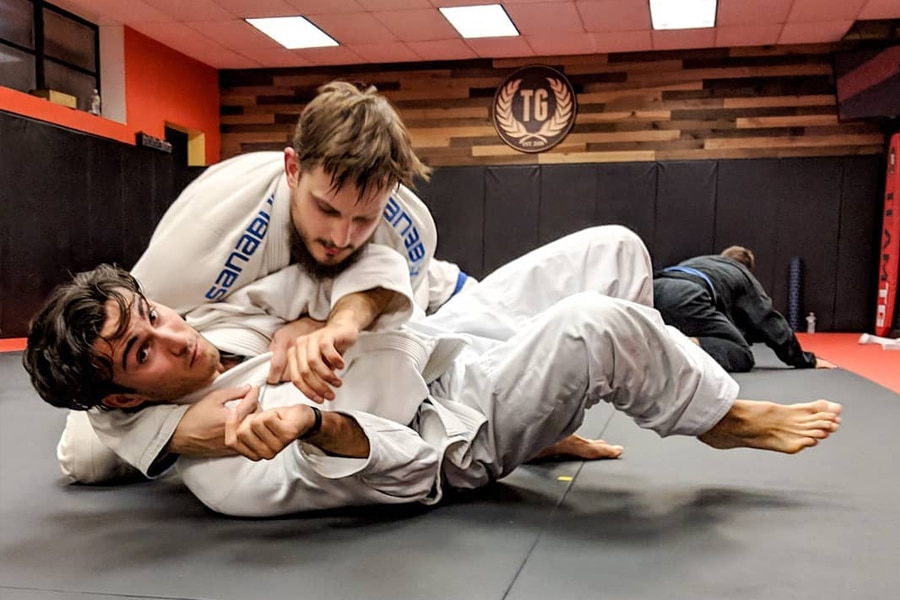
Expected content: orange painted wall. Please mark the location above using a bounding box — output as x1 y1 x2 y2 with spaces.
1 27 220 163
124 28 220 163
0 85 134 144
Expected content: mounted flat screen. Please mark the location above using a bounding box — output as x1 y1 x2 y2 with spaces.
834 44 900 121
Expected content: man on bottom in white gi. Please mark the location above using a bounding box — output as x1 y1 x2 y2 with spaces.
24 260 842 517
53 224 656 483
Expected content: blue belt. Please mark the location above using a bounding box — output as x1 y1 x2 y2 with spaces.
663 266 717 305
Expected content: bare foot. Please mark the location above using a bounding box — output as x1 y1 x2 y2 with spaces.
530 434 623 462
699 399 842 454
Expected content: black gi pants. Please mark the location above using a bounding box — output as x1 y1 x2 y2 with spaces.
653 278 755 372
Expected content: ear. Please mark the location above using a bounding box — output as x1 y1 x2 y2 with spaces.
284 147 301 188
101 393 148 409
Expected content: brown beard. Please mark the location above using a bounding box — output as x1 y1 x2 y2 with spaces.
289 226 367 280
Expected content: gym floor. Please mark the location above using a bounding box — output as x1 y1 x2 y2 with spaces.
0 344 897 600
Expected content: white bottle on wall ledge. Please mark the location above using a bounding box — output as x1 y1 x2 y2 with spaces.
89 89 101 116
806 312 816 334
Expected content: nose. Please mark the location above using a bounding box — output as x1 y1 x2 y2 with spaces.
157 324 190 356
330 218 354 249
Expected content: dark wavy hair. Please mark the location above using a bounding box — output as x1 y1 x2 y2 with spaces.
22 264 142 411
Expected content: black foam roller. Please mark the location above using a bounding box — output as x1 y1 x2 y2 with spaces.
788 256 803 331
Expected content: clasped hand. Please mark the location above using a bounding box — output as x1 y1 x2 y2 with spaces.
267 316 360 402
224 392 316 461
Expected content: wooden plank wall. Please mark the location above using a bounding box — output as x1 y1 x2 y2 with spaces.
220 43 886 166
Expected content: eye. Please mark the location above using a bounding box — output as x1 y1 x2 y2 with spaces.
148 308 159 324
137 346 150 365
317 201 340 216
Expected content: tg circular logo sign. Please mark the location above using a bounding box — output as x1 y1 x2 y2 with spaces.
492 65 577 153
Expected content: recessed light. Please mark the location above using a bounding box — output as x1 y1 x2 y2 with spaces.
650 0 717 30
439 4 519 39
246 16 338 49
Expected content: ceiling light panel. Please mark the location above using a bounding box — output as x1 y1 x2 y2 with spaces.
650 0 717 30
246 16 338 49
439 4 519 39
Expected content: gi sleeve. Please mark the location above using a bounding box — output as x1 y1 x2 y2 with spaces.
178 411 442 517
425 258 478 314
192 247 416 331
88 403 190 478
734 275 816 368
329 245 416 329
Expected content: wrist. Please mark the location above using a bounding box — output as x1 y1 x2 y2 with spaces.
298 405 323 440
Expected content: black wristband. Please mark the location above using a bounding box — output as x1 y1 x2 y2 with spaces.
298 405 323 440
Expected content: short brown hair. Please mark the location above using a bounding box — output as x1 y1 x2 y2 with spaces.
721 245 755 271
292 81 431 202
23 264 141 410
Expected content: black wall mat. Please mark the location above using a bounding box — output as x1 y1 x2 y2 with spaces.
420 166 485 278
0 108 885 336
483 166 541 274
423 157 883 333
835 156 884 331
654 161 718 267
0 110 184 337
714 159 782 297
538 164 597 244
596 162 658 246
773 158 843 331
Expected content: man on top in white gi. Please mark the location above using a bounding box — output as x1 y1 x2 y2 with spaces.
24 249 843 517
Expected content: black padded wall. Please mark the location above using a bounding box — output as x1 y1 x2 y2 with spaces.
655 162 718 267
483 166 541 274
539 164 597 244
419 155 884 332
773 158 843 332
596 163 658 245
836 157 884 332
425 166 485 277
0 110 185 337
714 160 782 298
0 106 884 337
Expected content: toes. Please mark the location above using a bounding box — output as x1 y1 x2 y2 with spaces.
804 421 838 438
800 437 819 450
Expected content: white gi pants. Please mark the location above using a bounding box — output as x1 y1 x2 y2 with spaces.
432 291 738 488
427 225 653 344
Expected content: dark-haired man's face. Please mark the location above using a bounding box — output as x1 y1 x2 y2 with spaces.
284 150 388 279
94 293 222 408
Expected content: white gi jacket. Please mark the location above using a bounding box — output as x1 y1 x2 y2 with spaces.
130 151 466 317
86 244 421 477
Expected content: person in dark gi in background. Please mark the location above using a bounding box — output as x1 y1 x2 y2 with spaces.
653 245 835 373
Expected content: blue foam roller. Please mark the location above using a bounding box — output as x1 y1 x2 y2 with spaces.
788 256 803 331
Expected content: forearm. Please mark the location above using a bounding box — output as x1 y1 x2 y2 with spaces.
755 315 816 368
302 408 370 458
183 409 441 517
167 427 233 458
328 288 398 332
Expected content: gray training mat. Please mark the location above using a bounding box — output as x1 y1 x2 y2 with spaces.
1 347 897 600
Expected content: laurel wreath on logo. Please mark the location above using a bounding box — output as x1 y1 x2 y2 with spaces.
495 77 573 146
